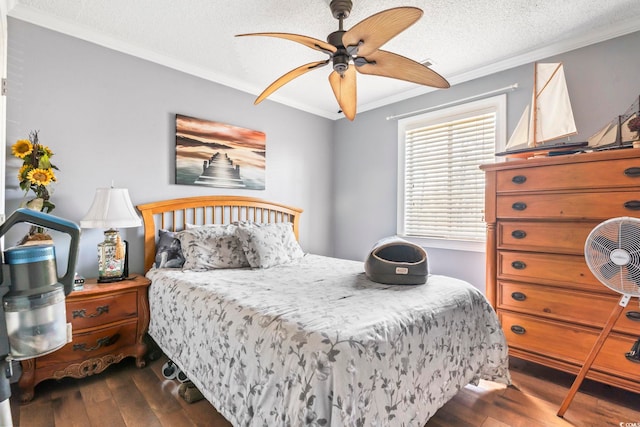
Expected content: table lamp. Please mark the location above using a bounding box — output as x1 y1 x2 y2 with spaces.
80 187 141 283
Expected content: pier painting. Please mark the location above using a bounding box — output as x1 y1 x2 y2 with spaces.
175 114 266 190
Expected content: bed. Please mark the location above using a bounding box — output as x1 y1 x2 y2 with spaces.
137 196 511 426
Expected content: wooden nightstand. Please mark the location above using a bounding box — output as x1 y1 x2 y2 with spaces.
18 275 151 403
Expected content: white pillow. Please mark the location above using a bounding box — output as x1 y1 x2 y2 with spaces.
235 222 304 268
176 224 249 270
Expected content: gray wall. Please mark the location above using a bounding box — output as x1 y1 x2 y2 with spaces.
5 17 640 292
5 19 334 278
331 31 640 290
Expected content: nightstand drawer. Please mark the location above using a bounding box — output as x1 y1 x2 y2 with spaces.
36 320 138 368
496 191 640 220
497 221 597 254
498 281 640 335
18 275 151 403
500 311 640 382
495 157 640 193
67 291 137 330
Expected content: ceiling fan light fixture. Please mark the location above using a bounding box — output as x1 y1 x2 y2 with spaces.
332 53 350 75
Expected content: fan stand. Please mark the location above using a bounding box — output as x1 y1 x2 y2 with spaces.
557 294 631 417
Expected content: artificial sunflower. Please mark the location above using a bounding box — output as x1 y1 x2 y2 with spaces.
12 139 33 159
11 130 59 214
17 164 29 181
27 168 53 186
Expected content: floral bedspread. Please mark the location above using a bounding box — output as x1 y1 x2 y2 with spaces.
146 254 510 426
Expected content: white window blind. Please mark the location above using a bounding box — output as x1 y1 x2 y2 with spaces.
398 95 505 247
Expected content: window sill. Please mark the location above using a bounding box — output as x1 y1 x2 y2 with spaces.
398 235 486 253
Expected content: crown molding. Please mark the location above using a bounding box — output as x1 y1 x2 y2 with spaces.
7 4 339 120
358 17 640 115
8 3 640 121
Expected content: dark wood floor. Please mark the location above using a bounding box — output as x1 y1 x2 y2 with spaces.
13 355 640 427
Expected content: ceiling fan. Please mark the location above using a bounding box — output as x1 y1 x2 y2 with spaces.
236 0 450 121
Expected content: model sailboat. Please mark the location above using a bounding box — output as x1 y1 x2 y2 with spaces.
497 62 586 157
587 96 640 149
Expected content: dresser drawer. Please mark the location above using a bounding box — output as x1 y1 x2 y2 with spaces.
498 281 640 335
484 151 640 393
497 250 609 293
36 320 138 368
500 312 640 382
496 191 640 220
496 157 640 193
497 221 597 254
67 291 137 330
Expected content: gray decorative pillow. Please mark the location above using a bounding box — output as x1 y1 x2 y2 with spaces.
154 229 185 269
177 224 249 271
235 222 304 268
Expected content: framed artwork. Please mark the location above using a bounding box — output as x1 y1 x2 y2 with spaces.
175 114 266 190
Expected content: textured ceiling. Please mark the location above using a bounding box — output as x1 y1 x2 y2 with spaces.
8 0 640 120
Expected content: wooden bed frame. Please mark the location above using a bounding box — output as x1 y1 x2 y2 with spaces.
136 196 303 272
135 196 510 425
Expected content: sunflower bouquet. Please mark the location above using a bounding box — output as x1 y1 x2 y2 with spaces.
12 130 58 214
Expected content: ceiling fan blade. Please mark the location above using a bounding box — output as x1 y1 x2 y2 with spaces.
236 32 337 54
356 49 450 88
329 67 357 121
342 7 423 58
255 60 329 104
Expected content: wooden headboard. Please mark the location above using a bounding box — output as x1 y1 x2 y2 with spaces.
136 196 303 272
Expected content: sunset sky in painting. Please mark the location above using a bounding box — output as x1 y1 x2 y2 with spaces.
175 114 266 189
176 114 265 151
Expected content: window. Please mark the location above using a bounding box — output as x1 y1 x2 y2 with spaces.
397 95 506 252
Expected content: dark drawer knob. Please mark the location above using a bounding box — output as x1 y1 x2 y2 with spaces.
624 200 640 210
511 261 527 270
512 175 527 184
511 230 527 239
512 202 527 211
72 305 109 319
625 338 640 363
626 353 640 363
73 333 120 352
511 292 527 301
626 311 640 322
510 325 526 335
624 167 640 177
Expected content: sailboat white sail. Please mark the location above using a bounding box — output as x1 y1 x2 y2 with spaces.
505 63 578 152
587 96 640 149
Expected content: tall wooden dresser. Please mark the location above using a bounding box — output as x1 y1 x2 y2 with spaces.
481 149 640 393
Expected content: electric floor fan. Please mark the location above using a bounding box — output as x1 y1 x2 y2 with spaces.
557 216 640 417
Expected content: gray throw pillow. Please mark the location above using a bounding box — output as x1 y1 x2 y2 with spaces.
154 229 185 269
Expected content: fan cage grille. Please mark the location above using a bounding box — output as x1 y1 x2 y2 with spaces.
584 217 640 297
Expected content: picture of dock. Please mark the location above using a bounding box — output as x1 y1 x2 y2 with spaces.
195 152 246 188
175 114 266 190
